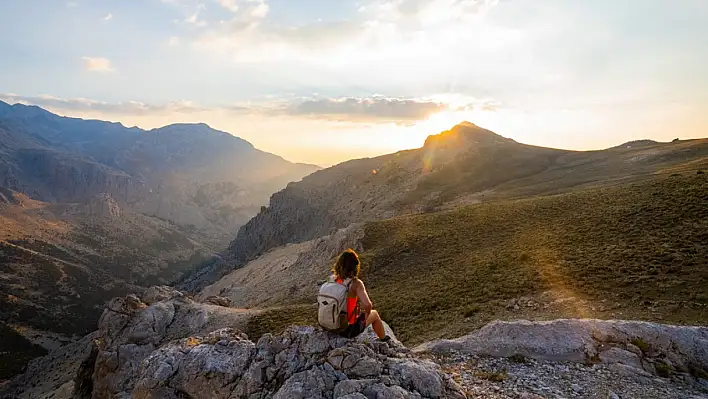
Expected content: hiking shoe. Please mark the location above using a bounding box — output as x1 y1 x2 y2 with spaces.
379 335 392 343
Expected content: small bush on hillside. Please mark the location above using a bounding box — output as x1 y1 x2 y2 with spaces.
587 354 602 365
475 369 507 382
509 354 530 364
462 305 481 318
631 338 650 354
655 362 671 378
689 365 708 380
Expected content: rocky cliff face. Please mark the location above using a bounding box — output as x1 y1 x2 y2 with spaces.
85 193 122 218
226 123 519 265
1 147 149 204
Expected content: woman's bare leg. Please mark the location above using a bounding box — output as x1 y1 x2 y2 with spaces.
366 310 386 339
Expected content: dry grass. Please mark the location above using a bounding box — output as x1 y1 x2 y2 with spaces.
359 174 708 344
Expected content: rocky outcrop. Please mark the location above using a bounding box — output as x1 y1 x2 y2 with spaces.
85 193 122 218
1 287 464 399
204 295 232 307
91 289 464 398
415 319 708 377
127 325 464 399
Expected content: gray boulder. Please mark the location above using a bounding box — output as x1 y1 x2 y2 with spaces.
127 324 463 398
415 319 708 374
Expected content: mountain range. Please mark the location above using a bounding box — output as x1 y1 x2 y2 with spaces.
0 101 318 377
0 100 319 248
180 121 708 291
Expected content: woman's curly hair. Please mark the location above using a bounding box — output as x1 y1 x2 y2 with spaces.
332 248 360 280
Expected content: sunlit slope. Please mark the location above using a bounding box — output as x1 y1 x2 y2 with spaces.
359 173 708 343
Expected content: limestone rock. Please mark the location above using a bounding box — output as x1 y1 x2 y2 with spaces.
142 285 184 305
599 347 644 370
204 295 232 307
415 319 708 374
2 289 462 398
85 193 122 218
128 323 461 398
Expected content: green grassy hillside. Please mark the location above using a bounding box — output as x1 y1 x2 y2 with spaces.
246 173 708 344
361 172 708 343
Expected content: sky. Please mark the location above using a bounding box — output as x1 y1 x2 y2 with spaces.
1 0 707 166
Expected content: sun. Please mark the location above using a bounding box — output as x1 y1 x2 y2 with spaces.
421 110 472 134
365 110 481 154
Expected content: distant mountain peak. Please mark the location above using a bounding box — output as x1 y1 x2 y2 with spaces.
160 122 211 129
153 122 217 135
456 121 480 128
424 122 509 149
0 101 54 119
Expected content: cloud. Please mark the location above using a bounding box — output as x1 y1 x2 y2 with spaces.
66 1 79 7
189 0 505 67
168 36 181 46
104 13 113 21
81 56 115 72
217 0 239 13
185 10 207 27
0 92 497 125
285 97 446 123
360 0 500 29
0 94 211 116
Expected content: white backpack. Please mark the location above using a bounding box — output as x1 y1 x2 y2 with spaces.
317 277 352 332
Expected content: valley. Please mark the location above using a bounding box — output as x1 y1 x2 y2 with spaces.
0 101 318 379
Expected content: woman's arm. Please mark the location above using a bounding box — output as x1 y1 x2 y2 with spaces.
355 279 373 317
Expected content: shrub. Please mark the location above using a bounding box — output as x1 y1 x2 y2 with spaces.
475 369 507 382
462 305 481 318
509 354 530 364
689 365 708 380
630 338 650 354
655 362 671 378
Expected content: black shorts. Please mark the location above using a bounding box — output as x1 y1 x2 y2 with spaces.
339 313 367 338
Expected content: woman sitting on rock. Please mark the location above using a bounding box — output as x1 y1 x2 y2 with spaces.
318 248 390 341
